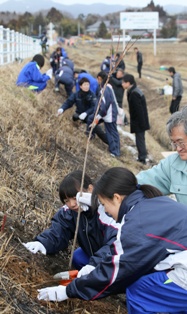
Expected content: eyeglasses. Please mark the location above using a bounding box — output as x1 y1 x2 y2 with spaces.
170 141 187 150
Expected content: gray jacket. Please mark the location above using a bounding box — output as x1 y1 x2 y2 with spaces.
172 72 183 97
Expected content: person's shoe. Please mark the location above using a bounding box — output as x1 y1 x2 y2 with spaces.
137 158 146 165
110 153 116 158
54 87 60 92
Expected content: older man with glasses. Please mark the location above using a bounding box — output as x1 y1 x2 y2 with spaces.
137 106 187 205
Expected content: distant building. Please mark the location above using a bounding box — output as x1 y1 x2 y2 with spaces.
86 20 120 36
176 19 187 30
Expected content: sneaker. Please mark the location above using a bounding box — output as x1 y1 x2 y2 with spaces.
110 153 116 158
54 87 60 92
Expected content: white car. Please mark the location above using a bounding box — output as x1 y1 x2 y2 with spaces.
112 35 131 42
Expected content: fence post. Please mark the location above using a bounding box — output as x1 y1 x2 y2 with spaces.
10 29 15 62
0 25 3 65
6 28 10 64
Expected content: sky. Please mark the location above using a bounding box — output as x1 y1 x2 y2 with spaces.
51 0 187 6
0 0 186 5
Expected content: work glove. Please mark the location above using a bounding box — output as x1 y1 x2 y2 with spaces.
79 112 87 120
76 192 92 211
46 68 53 79
22 241 46 255
37 285 68 302
57 108 64 116
77 265 95 278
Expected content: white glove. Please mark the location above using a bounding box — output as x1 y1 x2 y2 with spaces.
77 265 95 278
37 285 68 302
79 112 87 120
57 108 64 116
76 192 92 211
22 241 46 255
46 68 53 79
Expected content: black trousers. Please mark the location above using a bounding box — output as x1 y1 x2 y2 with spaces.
135 131 147 162
169 96 182 114
137 63 143 78
73 113 108 145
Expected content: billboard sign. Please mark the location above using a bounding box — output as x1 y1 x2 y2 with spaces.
120 12 159 30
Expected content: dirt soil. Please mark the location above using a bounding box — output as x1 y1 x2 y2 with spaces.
0 39 187 313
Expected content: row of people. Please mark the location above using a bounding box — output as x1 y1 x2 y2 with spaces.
15 52 149 161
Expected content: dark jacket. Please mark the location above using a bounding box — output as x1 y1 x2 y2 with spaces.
66 191 187 300
35 204 118 266
60 90 96 116
55 65 74 85
89 85 118 123
127 84 150 133
109 76 124 107
137 51 143 65
63 58 74 71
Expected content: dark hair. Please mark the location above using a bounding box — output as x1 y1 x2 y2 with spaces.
116 53 120 58
59 170 92 204
123 74 135 85
56 47 61 52
80 69 87 73
168 67 175 74
97 71 108 84
92 167 162 209
79 77 90 86
32 54 45 68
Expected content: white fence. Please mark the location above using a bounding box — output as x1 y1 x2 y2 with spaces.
0 25 42 66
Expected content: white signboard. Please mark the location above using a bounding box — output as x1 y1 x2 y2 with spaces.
120 12 159 30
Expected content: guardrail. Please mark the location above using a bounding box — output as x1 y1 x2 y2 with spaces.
0 25 41 66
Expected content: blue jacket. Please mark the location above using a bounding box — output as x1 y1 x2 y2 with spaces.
35 204 118 266
75 73 99 95
61 90 96 116
66 191 187 300
100 58 111 73
16 61 50 91
61 47 68 58
137 152 187 205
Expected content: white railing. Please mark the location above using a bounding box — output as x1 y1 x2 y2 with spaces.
0 25 42 66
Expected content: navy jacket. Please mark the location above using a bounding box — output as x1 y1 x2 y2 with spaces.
66 191 187 300
55 65 74 85
91 84 118 123
61 90 96 116
35 204 118 266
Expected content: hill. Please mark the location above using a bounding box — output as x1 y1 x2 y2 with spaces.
0 0 187 17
